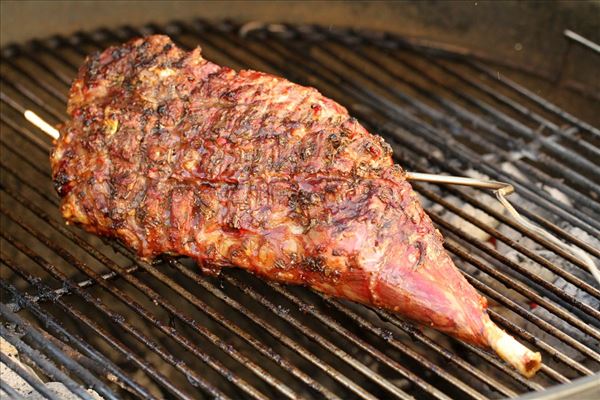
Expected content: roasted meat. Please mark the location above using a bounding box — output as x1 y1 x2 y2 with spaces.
51 35 541 377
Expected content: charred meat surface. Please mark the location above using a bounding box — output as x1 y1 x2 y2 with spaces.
51 35 541 377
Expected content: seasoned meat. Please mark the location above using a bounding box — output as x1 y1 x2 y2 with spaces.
51 35 541 377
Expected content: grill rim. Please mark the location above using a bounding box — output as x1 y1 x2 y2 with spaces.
2 19 596 400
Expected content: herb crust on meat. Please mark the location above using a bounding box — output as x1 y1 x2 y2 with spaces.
51 35 541 377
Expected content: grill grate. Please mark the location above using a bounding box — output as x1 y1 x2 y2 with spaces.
1 20 599 399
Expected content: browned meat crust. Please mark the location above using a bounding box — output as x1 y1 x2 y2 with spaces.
51 35 540 377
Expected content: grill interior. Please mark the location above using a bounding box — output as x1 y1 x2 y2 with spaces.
1 20 599 400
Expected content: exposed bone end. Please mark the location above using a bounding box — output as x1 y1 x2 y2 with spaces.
483 317 542 378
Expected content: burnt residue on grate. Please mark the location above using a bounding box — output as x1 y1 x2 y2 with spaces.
1 20 599 399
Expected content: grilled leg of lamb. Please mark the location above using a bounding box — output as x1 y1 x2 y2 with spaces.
51 35 541 377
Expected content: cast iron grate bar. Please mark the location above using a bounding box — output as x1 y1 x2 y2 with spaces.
0 304 117 400
0 266 194 400
466 61 600 139
0 350 62 400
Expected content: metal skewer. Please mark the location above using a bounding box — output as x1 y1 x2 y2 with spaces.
24 110 60 139
563 29 600 54
406 172 600 285
24 110 600 285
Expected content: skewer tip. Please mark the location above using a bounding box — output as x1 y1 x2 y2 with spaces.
24 110 59 140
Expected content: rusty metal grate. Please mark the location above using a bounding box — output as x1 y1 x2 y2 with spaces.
1 20 599 399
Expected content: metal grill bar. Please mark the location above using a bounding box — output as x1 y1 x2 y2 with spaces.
220 274 408 400
381 46 600 164
441 184 600 261
335 297 529 396
264 280 500 399
108 262 348 399
427 57 600 161
392 145 600 276
1 20 599 400
466 61 600 138
167 256 353 400
445 243 599 361
429 211 600 327
9 44 73 87
1 57 67 103
163 257 387 400
0 110 52 149
372 308 569 386
420 186 600 304
330 44 600 211
0 306 109 400
122 266 340 399
485 310 589 377
0 233 230 399
0 351 61 400
1 209 276 400
0 375 26 400
0 74 65 122
0 265 190 400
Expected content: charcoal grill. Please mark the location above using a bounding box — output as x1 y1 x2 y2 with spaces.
1 20 599 399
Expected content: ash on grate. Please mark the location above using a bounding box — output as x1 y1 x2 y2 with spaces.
0 336 102 399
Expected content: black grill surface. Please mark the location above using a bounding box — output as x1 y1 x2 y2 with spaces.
1 21 599 400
